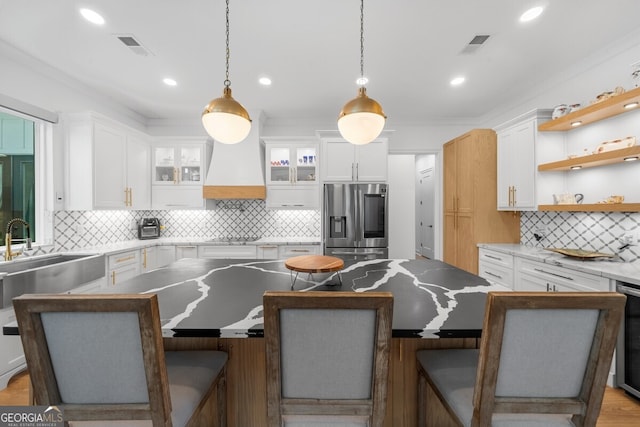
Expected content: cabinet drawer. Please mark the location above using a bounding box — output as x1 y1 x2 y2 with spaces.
256 245 279 259
479 261 514 289
278 245 320 258
479 249 514 269
517 259 609 292
198 245 257 259
108 250 139 269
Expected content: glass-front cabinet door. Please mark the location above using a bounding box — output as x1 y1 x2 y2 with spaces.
266 143 317 186
153 145 202 185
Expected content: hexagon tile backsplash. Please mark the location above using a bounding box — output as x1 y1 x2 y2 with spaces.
53 200 321 251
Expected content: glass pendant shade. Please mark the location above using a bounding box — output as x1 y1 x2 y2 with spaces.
202 87 251 144
338 87 386 145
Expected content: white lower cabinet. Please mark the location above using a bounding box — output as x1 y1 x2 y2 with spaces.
478 248 514 289
107 250 141 286
176 245 198 260
515 258 609 292
0 308 25 390
140 246 157 273
278 245 320 258
157 245 176 267
256 244 279 259
198 245 257 259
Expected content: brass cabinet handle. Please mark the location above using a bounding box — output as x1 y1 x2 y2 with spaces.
173 167 178 184
512 186 517 206
115 255 136 263
143 248 147 268
111 271 116 285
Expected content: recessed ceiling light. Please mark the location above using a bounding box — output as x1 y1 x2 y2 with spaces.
450 76 465 86
163 78 177 87
571 121 582 127
79 8 105 25
624 102 639 109
259 76 272 86
624 156 639 162
356 76 369 86
520 6 544 22
570 166 582 170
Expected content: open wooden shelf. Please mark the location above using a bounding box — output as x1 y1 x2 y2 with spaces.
537 146 640 171
538 86 640 132
538 203 640 212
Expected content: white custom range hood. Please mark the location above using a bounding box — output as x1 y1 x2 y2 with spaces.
203 111 266 199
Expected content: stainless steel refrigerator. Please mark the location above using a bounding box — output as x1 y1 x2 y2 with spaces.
323 183 388 260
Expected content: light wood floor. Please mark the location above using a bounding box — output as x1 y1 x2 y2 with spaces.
1 371 639 425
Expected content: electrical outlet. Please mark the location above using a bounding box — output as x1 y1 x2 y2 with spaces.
534 227 548 237
620 235 634 245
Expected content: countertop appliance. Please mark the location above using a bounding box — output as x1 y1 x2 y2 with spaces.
323 183 388 260
138 218 161 240
616 280 640 399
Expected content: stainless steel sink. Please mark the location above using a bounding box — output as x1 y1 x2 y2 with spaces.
0 253 105 308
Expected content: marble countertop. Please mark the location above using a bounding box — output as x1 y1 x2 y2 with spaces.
4 258 508 339
479 243 640 286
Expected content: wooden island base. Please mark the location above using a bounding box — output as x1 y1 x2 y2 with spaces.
164 336 479 427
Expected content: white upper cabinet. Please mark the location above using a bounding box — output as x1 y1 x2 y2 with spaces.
263 137 320 209
151 140 210 210
264 139 318 186
152 144 203 186
495 109 561 211
319 132 389 182
66 112 151 210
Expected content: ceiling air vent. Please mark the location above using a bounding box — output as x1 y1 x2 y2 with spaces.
460 34 490 54
114 34 154 57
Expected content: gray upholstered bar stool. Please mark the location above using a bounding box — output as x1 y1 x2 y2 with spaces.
13 293 228 427
263 291 393 427
416 292 625 427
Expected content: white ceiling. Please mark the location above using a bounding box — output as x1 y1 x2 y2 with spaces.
1 0 640 127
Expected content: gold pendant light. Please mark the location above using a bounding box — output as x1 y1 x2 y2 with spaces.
202 0 251 144
338 0 386 145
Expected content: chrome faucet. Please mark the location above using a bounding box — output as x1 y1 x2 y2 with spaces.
5 218 31 261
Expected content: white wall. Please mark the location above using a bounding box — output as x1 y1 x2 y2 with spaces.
388 154 416 259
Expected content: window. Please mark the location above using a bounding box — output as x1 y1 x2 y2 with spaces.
0 111 36 244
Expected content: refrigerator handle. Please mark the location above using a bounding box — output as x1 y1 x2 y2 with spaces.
355 185 363 242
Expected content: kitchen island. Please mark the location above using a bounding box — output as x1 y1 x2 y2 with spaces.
6 257 506 426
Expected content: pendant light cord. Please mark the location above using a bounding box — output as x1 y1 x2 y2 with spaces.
224 0 231 88
359 0 364 84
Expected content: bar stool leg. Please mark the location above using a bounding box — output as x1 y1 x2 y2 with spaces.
290 270 300 290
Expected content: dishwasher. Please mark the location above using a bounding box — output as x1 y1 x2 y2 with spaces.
616 280 640 399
